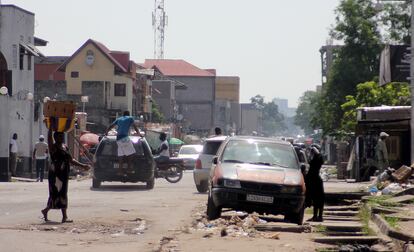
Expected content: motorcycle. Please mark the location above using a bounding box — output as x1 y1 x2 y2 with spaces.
154 157 185 183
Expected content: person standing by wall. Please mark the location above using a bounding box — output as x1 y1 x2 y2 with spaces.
9 133 18 177
375 132 389 173
33 135 48 182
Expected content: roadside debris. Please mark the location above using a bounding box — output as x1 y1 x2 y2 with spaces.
191 209 310 239
367 165 414 196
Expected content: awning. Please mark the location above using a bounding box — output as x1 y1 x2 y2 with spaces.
19 43 45 57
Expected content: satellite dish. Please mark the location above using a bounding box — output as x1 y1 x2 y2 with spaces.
177 114 183 121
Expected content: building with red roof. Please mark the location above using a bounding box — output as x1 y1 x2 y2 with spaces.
35 39 152 132
143 59 216 133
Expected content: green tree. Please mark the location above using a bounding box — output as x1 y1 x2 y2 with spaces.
340 81 410 132
379 2 411 44
151 100 165 123
295 90 320 135
250 95 286 136
320 0 382 134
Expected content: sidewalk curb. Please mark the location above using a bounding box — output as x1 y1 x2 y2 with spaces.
372 214 414 242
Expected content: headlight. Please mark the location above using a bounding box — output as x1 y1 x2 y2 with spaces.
223 179 241 188
281 186 301 194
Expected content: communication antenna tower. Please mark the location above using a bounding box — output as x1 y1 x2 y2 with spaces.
152 0 168 59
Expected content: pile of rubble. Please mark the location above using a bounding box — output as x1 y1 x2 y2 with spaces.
367 165 414 196
190 210 309 239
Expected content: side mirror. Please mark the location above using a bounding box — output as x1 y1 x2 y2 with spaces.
300 163 307 175
212 156 218 165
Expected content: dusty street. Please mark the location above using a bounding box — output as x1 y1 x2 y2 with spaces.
0 172 358 252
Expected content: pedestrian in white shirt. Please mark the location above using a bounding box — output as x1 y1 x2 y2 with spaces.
33 135 48 182
9 133 18 177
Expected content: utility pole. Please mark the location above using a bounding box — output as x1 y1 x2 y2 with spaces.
152 0 167 59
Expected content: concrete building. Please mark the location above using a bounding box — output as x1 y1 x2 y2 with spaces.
272 97 296 118
143 59 216 135
215 76 240 134
57 39 140 132
0 5 46 178
240 103 262 135
319 44 341 86
151 80 176 121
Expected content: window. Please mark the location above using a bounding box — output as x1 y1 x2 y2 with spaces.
19 45 24 70
71 71 79 78
114 83 126 96
12 45 18 69
221 140 299 169
27 55 32 70
202 141 223 155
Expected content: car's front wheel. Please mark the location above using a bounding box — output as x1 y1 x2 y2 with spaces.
146 177 155 189
206 195 221 220
92 178 101 188
196 180 208 193
284 206 304 225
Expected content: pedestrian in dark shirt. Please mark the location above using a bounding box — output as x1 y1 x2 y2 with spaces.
305 145 325 222
41 129 90 223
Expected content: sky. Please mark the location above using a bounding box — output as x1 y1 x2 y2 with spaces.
5 0 340 107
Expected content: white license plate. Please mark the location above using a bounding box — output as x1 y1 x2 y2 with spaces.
246 194 274 204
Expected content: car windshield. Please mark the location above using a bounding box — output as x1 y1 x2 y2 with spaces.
179 146 202 155
221 140 299 169
202 141 223 155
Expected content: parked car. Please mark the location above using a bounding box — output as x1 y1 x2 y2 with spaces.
177 144 203 170
193 136 227 193
92 135 155 189
206 136 306 225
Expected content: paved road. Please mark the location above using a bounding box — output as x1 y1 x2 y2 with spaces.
0 171 366 252
0 171 206 252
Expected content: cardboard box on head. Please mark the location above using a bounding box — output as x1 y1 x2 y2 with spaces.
43 101 77 132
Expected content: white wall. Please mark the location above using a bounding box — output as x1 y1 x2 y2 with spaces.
0 6 35 163
0 6 35 94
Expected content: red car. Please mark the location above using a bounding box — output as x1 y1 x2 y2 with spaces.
207 136 306 225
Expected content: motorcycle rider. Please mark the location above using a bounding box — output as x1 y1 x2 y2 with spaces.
154 132 170 163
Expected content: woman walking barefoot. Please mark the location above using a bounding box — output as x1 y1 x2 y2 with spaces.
41 129 90 223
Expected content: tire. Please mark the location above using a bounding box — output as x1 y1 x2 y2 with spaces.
146 177 155 189
196 180 208 193
285 206 304 225
92 178 101 188
164 166 183 183
206 195 221 220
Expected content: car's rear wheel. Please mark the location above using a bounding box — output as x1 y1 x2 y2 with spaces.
206 195 221 220
196 180 208 193
146 177 155 189
92 178 101 188
284 206 304 225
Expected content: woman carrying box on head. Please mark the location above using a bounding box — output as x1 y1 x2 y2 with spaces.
41 128 91 223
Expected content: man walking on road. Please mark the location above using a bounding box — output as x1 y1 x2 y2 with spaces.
33 135 48 182
375 132 389 173
9 133 18 177
105 111 141 175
